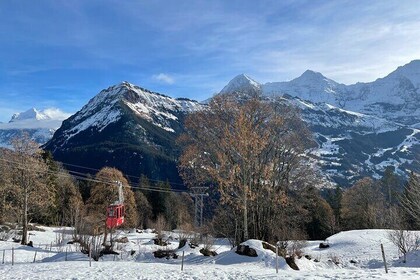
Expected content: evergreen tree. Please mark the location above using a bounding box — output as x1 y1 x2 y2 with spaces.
380 166 402 205
400 172 420 229
134 190 152 228
325 185 343 229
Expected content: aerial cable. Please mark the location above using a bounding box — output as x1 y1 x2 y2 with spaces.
59 161 186 186
0 158 186 194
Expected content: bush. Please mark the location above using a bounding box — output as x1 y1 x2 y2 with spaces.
388 229 420 263
0 225 16 241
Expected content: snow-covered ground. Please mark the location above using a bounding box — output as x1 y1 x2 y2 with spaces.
1 226 420 279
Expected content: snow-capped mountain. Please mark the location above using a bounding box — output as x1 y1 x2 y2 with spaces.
9 108 49 122
0 108 69 148
262 60 420 128
221 61 420 185
220 74 261 94
44 82 204 184
264 70 344 105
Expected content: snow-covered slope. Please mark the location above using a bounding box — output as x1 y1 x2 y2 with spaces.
264 70 345 105
53 81 203 146
220 74 261 94
0 108 69 148
260 60 420 127
9 108 49 122
277 95 419 185
44 81 204 185
1 226 420 279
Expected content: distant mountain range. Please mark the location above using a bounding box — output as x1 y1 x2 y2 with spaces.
3 61 419 186
223 60 420 128
0 108 68 148
221 60 420 185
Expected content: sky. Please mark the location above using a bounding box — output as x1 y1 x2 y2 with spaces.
1 0 420 122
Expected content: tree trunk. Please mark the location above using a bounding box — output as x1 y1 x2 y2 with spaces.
21 190 28 245
243 191 249 241
103 222 108 246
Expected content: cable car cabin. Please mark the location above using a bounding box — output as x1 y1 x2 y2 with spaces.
106 204 125 229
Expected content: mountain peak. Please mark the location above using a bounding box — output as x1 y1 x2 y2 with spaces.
383 59 420 86
296 70 327 81
118 81 135 88
220 74 261 94
9 108 49 123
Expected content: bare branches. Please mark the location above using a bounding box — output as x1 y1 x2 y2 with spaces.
179 94 315 243
400 173 420 227
388 229 420 263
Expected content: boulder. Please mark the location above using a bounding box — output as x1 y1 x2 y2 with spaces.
200 248 218 257
236 245 258 257
319 242 330 249
153 249 178 259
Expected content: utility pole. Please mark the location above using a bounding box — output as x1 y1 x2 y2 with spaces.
191 187 208 228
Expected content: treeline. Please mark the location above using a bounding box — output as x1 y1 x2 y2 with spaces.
0 134 195 245
325 168 420 233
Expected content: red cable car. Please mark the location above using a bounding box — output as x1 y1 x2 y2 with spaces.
106 204 125 229
106 181 125 229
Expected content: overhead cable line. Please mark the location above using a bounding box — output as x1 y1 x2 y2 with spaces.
59 161 186 187
0 158 186 194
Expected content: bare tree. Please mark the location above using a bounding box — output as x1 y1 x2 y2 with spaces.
388 229 420 263
179 94 314 243
341 177 386 230
6 135 51 244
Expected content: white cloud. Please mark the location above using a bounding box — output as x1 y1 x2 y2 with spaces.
152 73 175 84
42 108 72 120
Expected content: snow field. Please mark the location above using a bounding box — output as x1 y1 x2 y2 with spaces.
1 227 420 279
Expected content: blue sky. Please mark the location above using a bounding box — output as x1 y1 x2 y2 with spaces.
1 0 420 122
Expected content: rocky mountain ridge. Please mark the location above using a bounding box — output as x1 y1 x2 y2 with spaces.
43 82 204 184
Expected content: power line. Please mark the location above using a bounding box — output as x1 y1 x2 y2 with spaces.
58 161 186 187
0 158 187 194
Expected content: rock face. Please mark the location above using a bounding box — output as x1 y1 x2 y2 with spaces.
44 82 204 184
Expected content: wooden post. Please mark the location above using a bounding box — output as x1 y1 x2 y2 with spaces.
113 254 116 261
2 249 4 264
65 248 68 261
381 243 388 273
276 245 279 274
12 248 14 266
181 251 185 271
89 248 92 267
33 251 37 263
